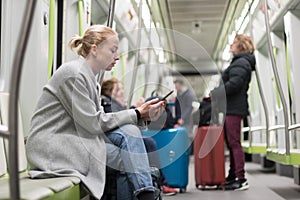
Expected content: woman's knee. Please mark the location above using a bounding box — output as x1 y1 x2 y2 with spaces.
118 124 142 138
106 124 141 144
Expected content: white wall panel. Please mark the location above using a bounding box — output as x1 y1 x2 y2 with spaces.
284 11 300 123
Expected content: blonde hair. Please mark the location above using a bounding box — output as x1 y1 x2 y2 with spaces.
234 34 255 54
69 25 117 57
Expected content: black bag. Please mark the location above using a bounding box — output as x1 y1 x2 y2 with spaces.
198 97 212 127
145 96 176 130
102 167 162 200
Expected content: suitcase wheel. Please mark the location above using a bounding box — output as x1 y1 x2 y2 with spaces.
179 188 186 193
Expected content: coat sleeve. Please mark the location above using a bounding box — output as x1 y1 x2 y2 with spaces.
58 75 138 135
181 91 193 124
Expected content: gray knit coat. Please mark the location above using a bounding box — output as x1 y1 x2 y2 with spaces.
25 56 142 199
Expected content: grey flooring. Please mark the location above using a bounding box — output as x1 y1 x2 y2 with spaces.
163 156 300 200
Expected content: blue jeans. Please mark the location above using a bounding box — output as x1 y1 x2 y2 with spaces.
105 124 155 199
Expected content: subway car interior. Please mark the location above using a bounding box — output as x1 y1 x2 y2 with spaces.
1 0 300 199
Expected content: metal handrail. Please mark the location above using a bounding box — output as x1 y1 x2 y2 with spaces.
107 0 116 28
0 125 9 137
242 127 250 132
263 0 290 155
97 0 116 84
249 0 270 149
127 0 143 107
288 124 300 131
8 0 37 199
242 126 266 133
254 69 270 147
242 125 266 148
245 0 269 151
143 17 152 98
245 115 254 148
268 124 285 131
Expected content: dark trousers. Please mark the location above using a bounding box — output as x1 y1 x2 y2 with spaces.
143 137 166 185
224 115 245 180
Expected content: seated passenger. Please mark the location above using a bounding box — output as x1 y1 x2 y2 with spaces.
25 25 165 200
101 78 177 196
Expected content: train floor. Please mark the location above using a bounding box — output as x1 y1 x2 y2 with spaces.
163 156 300 200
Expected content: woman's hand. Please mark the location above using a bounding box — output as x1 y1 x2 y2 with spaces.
174 118 184 128
136 98 166 121
134 97 145 108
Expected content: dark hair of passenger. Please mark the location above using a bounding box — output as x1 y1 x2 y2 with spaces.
101 77 118 96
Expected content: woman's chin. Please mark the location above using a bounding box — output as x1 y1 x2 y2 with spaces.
105 66 113 71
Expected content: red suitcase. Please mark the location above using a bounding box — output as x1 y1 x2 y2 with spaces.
194 126 225 189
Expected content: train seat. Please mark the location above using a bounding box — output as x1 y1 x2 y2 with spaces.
0 93 87 200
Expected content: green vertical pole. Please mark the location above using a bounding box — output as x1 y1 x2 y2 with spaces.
78 0 84 36
47 0 55 79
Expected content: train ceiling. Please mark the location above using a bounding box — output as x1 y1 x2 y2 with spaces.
154 0 248 75
91 0 248 75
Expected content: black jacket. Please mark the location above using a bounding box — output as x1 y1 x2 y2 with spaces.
211 52 256 116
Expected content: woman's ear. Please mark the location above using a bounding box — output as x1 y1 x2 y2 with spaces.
90 44 97 56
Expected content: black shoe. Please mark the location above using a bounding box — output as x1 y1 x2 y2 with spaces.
225 176 236 184
225 179 249 191
137 191 155 200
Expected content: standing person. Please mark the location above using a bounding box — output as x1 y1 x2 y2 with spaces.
173 79 194 141
25 25 165 200
211 34 256 190
101 78 178 196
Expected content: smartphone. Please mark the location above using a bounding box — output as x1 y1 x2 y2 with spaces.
161 90 174 101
